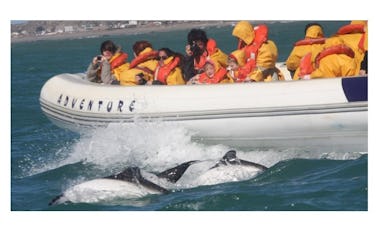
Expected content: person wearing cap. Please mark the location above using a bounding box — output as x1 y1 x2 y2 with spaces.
286 23 326 78
86 40 129 84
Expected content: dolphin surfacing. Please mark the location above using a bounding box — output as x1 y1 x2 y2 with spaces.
49 150 268 206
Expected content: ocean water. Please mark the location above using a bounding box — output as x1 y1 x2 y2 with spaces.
11 21 367 212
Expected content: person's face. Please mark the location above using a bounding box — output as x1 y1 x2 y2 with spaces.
204 63 215 77
102 50 113 60
157 51 168 65
195 40 205 50
227 60 239 71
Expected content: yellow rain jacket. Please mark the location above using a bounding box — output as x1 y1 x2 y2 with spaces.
336 21 367 73
286 24 325 73
232 21 282 82
155 56 185 85
311 37 357 79
110 52 130 81
119 47 158 86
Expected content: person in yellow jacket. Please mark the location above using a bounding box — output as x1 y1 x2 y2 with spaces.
309 36 357 79
336 20 367 74
222 49 245 83
119 41 158 86
286 23 326 78
86 40 129 84
232 21 284 82
151 48 185 85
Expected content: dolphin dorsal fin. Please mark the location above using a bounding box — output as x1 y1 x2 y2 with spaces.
104 167 142 182
157 160 199 183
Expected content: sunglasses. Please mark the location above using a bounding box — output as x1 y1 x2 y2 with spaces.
157 56 168 60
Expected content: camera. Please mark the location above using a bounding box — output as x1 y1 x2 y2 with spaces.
136 73 147 85
97 55 102 61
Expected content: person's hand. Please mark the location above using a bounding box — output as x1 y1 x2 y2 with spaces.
92 55 104 65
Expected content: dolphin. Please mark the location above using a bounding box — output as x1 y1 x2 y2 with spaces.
49 150 267 206
210 150 268 171
48 161 198 206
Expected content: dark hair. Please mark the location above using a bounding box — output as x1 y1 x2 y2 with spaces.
187 29 208 45
158 48 175 58
132 40 152 56
100 40 118 54
304 23 323 35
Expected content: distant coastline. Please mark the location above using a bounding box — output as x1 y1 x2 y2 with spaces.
11 21 235 44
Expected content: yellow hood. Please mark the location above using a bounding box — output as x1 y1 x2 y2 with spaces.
305 25 324 38
229 49 245 66
232 21 255 45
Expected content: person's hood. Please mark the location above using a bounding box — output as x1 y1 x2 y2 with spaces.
232 21 255 45
324 36 344 48
305 24 324 39
229 49 245 66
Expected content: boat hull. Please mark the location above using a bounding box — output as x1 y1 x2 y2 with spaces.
40 73 367 153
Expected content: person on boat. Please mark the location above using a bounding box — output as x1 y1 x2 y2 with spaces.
119 40 158 86
181 29 228 82
86 40 129 84
286 23 326 78
298 36 357 79
335 20 367 74
359 51 367 76
222 49 245 83
187 60 227 85
231 21 284 82
150 48 185 85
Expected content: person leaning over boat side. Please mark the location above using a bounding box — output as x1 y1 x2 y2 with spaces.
286 23 326 78
86 40 129 84
119 41 158 86
299 36 358 79
149 48 185 85
181 29 228 82
187 60 227 85
336 20 367 75
232 21 284 82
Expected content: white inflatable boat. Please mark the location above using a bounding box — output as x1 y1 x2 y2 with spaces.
39 71 368 153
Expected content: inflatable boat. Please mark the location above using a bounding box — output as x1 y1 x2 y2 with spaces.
39 71 368 153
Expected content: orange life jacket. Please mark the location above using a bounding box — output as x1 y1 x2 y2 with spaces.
193 38 218 70
337 24 365 35
154 57 180 84
129 50 158 69
298 45 355 79
294 38 326 46
298 53 314 78
315 44 355 68
198 67 227 84
243 24 268 64
97 52 128 80
337 24 366 52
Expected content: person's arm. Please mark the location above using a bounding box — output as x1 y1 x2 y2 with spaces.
100 61 115 84
86 62 100 82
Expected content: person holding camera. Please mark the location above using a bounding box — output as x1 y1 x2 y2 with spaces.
181 29 228 82
86 40 129 84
